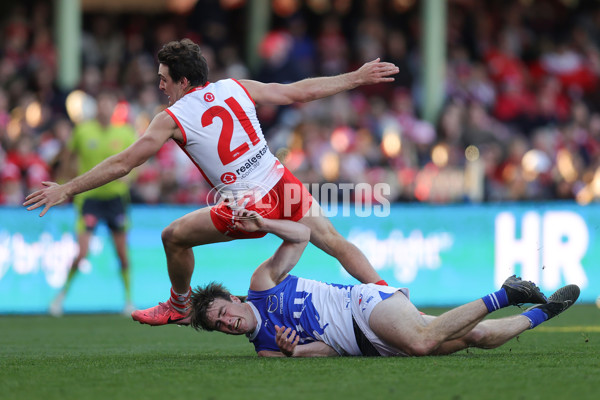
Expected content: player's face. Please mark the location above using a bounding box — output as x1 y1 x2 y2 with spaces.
158 64 185 106
206 297 256 335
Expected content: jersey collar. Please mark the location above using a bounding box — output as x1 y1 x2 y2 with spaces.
246 302 262 341
184 81 210 95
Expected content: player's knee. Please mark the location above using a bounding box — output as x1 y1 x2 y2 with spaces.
161 223 179 246
465 324 496 349
402 326 442 356
405 339 438 356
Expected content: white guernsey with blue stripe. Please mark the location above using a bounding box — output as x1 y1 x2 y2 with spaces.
246 275 363 356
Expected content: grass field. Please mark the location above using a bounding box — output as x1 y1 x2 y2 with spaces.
1 305 599 400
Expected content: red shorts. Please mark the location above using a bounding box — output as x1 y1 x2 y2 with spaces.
210 167 313 239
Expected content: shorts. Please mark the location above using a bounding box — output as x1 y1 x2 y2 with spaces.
210 167 313 239
76 196 129 233
350 283 410 357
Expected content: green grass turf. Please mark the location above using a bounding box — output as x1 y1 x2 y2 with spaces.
1 305 599 400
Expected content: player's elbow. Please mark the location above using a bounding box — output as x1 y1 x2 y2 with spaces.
111 152 138 177
115 162 132 177
292 87 320 103
277 83 315 104
112 159 136 180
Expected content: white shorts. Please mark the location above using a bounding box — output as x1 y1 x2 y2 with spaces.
350 283 410 357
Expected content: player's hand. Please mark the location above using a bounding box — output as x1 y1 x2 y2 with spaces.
275 325 300 357
23 181 69 217
233 209 265 232
355 58 399 85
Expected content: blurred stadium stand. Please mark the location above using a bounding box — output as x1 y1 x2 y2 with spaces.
2 0 600 206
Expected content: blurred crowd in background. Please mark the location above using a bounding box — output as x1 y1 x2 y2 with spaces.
3 0 600 206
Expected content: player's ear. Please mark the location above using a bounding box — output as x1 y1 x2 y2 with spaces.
230 295 241 303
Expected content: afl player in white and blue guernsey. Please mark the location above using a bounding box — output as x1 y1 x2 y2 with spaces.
189 209 578 357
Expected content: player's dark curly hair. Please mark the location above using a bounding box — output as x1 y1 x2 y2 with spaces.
157 38 209 87
190 282 247 331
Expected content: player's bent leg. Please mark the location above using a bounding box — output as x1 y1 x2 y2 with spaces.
411 315 475 356
162 207 233 292
368 291 436 356
298 201 382 284
468 316 531 349
430 316 531 355
370 294 490 356
431 284 579 351
423 313 472 355
133 208 233 326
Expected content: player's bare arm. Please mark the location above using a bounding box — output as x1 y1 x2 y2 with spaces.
240 58 399 105
23 111 177 217
256 342 338 358
256 325 338 358
233 210 310 291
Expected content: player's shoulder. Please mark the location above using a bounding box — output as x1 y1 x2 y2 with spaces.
213 78 253 93
154 108 178 124
213 77 235 86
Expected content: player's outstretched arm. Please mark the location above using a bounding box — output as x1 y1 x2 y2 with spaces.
23 111 175 217
240 58 399 105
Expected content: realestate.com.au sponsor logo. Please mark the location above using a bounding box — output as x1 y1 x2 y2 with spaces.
205 180 391 219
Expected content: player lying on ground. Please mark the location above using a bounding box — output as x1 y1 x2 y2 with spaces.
189 210 580 357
